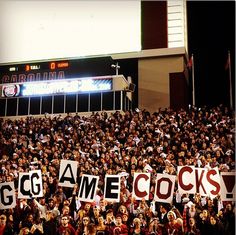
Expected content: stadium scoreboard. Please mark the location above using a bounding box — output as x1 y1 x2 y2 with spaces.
1 61 70 84
0 57 114 97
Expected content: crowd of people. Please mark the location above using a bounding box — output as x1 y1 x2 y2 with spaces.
0 104 235 235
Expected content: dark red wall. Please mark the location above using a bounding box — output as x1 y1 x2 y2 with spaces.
141 1 168 49
169 72 189 110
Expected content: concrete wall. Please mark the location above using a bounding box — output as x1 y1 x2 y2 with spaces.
138 55 184 113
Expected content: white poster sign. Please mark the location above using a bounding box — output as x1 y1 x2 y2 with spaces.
29 170 43 198
78 174 99 202
18 172 31 199
58 159 78 188
220 172 235 201
0 182 16 209
132 173 150 200
178 166 196 194
154 174 176 204
204 167 221 199
104 175 120 202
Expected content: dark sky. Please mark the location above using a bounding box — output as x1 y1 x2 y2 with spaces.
187 1 235 107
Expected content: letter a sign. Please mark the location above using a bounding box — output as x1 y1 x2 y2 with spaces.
59 159 78 188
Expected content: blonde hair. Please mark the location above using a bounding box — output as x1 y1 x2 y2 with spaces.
19 227 30 235
133 218 141 224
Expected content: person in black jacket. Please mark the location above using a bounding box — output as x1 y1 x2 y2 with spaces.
42 211 58 235
221 203 235 235
158 204 169 225
208 215 224 235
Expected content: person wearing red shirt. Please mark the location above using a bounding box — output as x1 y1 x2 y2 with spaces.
0 215 12 235
57 215 75 235
164 211 183 235
112 214 128 235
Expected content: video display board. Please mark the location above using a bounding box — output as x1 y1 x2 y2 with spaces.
1 77 113 97
0 56 114 84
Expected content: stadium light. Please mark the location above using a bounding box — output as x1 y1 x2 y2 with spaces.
111 62 120 75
